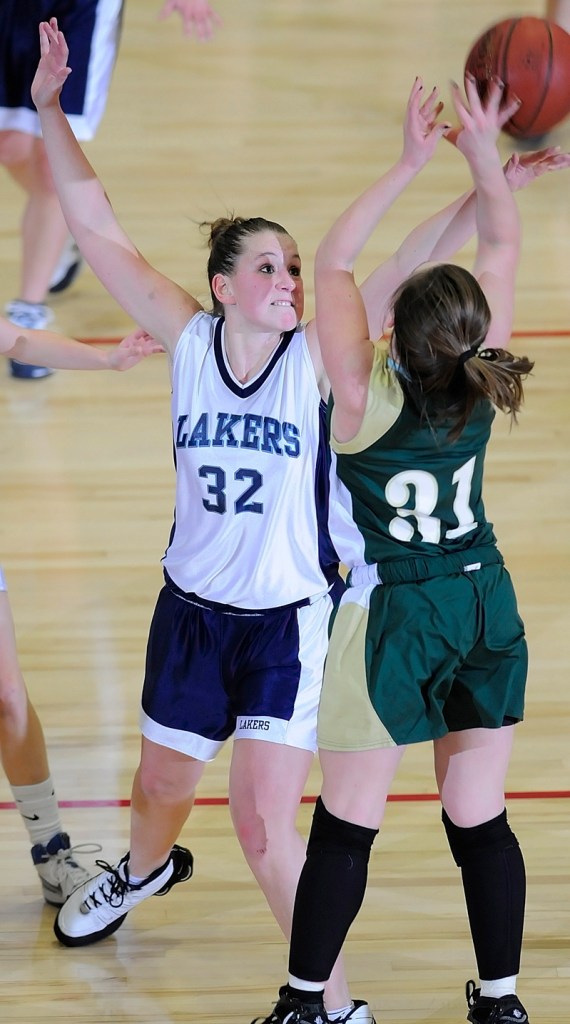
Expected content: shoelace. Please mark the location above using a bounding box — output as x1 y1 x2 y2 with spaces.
81 858 131 911
51 842 103 885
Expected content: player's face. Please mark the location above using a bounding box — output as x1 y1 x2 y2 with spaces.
228 230 304 330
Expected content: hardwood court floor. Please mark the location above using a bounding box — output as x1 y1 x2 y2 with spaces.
1 1 569 1021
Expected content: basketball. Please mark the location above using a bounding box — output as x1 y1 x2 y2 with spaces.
464 16 570 138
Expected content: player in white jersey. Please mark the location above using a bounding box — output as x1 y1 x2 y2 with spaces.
32 23 371 1021
0 314 160 905
33 22 569 1023
0 0 221 379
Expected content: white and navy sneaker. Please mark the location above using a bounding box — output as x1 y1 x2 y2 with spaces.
49 237 83 294
6 299 54 378
466 980 529 1023
31 832 92 907
53 844 194 947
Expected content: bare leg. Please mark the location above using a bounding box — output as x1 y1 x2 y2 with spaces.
229 740 398 1010
128 735 205 877
0 590 50 784
0 132 69 303
433 725 514 826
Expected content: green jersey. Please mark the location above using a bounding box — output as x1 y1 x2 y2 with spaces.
329 342 497 569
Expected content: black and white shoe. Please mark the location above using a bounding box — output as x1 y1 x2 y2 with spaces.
54 844 194 947
466 980 529 1023
252 986 328 1024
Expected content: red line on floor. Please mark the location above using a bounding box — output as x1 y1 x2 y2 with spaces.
1 790 569 812
80 329 570 346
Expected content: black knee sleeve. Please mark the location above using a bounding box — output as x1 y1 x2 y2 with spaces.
442 808 526 980
308 795 378 858
442 808 520 867
289 797 378 983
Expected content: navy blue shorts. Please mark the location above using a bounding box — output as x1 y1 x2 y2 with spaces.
140 576 334 761
0 0 123 140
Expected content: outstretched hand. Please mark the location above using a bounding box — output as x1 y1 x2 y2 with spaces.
504 146 570 191
402 78 451 171
450 73 521 162
158 0 223 40
31 19 71 111
109 329 164 371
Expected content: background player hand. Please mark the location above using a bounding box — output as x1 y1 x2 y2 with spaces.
31 19 71 111
402 78 451 171
504 146 570 191
108 329 164 371
158 0 223 41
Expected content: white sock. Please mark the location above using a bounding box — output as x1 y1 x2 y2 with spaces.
10 776 63 846
288 975 326 994
328 1003 354 1021
480 976 518 999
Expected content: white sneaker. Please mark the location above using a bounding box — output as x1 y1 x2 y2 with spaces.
49 237 83 293
31 832 92 906
333 1002 376 1023
54 844 194 947
6 299 54 378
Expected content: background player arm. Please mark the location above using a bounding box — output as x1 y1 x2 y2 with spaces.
31 20 201 357
158 0 223 40
314 79 449 442
360 145 570 341
0 317 163 371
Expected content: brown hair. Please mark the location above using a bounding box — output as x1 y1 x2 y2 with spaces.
391 263 534 440
201 215 291 316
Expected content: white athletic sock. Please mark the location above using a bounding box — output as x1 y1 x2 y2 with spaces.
480 976 518 999
288 975 326 994
10 776 63 846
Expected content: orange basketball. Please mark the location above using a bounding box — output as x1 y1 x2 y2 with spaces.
464 16 570 138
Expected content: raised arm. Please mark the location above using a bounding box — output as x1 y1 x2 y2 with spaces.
31 20 201 356
314 78 449 441
0 317 162 371
361 145 570 341
452 75 522 349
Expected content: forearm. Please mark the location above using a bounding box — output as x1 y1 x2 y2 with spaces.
9 330 112 370
470 150 520 250
37 103 125 246
316 157 423 272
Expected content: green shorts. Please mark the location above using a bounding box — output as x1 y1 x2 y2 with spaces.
318 549 527 751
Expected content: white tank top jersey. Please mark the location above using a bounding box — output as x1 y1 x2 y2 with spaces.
162 312 338 609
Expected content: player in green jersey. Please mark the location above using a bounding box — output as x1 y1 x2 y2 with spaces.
257 76 554 1024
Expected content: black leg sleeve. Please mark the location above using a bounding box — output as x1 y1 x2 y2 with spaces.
289 796 378 983
442 808 526 980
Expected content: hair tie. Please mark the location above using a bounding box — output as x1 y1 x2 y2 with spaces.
458 343 481 367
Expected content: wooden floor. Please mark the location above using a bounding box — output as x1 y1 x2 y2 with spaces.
1 1 569 1020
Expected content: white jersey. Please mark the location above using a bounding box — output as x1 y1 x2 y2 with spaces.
162 312 338 609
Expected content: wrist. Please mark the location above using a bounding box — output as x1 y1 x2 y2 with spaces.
396 152 427 180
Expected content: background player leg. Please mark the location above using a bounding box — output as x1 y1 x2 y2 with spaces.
0 132 69 377
0 587 92 903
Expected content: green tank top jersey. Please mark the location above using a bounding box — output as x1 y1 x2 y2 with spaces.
330 342 497 567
